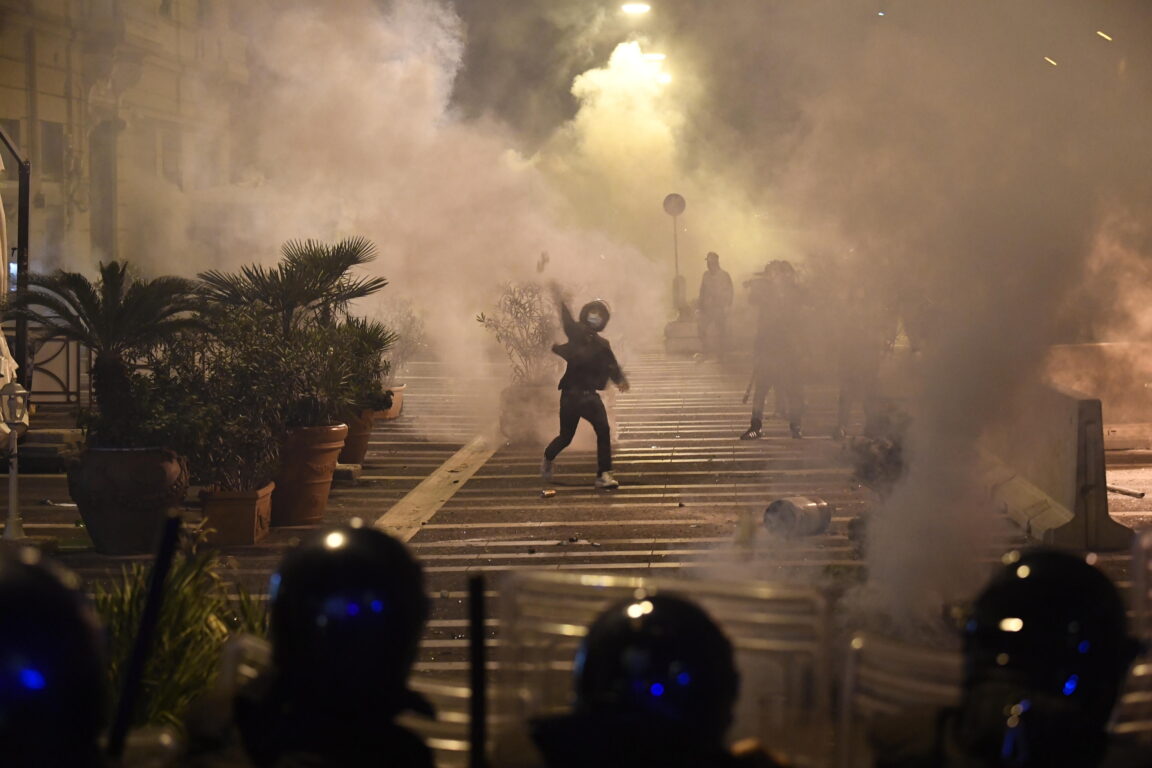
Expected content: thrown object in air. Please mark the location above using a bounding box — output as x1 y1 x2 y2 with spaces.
763 496 832 537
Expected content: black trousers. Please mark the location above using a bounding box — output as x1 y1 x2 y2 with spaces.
749 360 804 428
544 389 612 473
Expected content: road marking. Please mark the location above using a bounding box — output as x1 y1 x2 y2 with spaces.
373 435 496 541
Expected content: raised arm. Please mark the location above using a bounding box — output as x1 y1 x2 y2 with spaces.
551 283 582 340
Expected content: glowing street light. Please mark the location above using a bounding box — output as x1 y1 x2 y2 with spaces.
621 3 651 15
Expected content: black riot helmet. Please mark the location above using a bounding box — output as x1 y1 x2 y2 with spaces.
954 548 1142 767
572 593 739 745
0 545 106 768
268 522 428 717
579 299 611 332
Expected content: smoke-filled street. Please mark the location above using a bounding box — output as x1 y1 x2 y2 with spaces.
3 0 1152 765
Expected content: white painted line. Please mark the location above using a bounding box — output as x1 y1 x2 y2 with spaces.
373 435 496 542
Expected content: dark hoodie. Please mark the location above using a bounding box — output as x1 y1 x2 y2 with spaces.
552 301 628 392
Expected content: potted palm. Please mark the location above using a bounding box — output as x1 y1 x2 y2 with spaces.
198 236 388 526
477 282 562 443
377 301 427 420
5 261 200 554
336 317 397 466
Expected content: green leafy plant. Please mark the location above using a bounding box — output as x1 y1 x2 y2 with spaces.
5 261 201 446
90 530 268 732
146 311 297 491
198 237 388 338
476 282 560 385
338 316 398 411
198 237 390 427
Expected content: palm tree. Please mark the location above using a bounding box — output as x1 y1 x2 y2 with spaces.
5 261 201 445
197 236 389 337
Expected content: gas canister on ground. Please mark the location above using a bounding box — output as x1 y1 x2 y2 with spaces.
762 496 832 537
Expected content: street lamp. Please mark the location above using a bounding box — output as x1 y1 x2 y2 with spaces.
1 380 29 541
621 3 651 14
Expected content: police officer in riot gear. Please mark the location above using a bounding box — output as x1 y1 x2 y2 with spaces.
542 286 630 489
741 260 806 440
188 522 433 768
530 593 788 768
0 545 107 768
877 548 1145 768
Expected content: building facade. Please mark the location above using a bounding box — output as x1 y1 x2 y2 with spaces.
0 0 249 289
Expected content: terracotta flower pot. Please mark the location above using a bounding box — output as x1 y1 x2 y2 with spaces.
200 482 275 545
376 383 405 420
67 447 190 555
271 424 348 526
338 409 377 465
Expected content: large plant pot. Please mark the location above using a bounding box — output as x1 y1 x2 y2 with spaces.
271 424 348 526
67 447 190 555
200 482 275 546
376 383 405 420
338 409 377 465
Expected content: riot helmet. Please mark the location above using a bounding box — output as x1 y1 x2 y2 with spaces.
268 521 428 717
579 299 611 332
0 545 106 768
954 548 1141 767
571 592 739 745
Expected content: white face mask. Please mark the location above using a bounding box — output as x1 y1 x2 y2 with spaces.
585 312 604 330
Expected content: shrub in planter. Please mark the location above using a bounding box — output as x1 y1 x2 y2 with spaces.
199 237 389 525
6 261 200 554
336 317 396 465
148 312 296 545
377 301 427 420
477 282 562 443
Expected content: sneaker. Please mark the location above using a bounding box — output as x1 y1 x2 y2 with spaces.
790 423 804 440
595 471 620 489
739 428 762 440
541 458 554 482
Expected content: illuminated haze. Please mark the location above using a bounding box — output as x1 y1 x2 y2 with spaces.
106 0 1152 623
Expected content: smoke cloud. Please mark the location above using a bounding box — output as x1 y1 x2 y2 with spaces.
82 0 1152 627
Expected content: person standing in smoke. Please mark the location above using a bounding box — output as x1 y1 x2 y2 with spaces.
832 282 894 441
697 251 734 361
740 260 806 440
541 285 630 489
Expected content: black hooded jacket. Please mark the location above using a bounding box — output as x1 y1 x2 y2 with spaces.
552 301 628 392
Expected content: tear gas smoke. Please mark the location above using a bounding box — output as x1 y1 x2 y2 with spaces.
60 0 1152 631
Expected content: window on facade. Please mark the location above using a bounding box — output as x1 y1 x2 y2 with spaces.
0 119 20 182
40 121 65 180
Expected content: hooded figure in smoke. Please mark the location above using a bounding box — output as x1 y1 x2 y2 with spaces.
741 260 807 440
876 548 1146 768
541 285 630 489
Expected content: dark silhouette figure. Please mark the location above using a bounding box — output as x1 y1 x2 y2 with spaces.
542 288 630 489
188 523 434 768
832 283 893 440
698 251 734 361
0 545 107 768
876 548 1146 768
531 593 789 768
741 261 806 440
